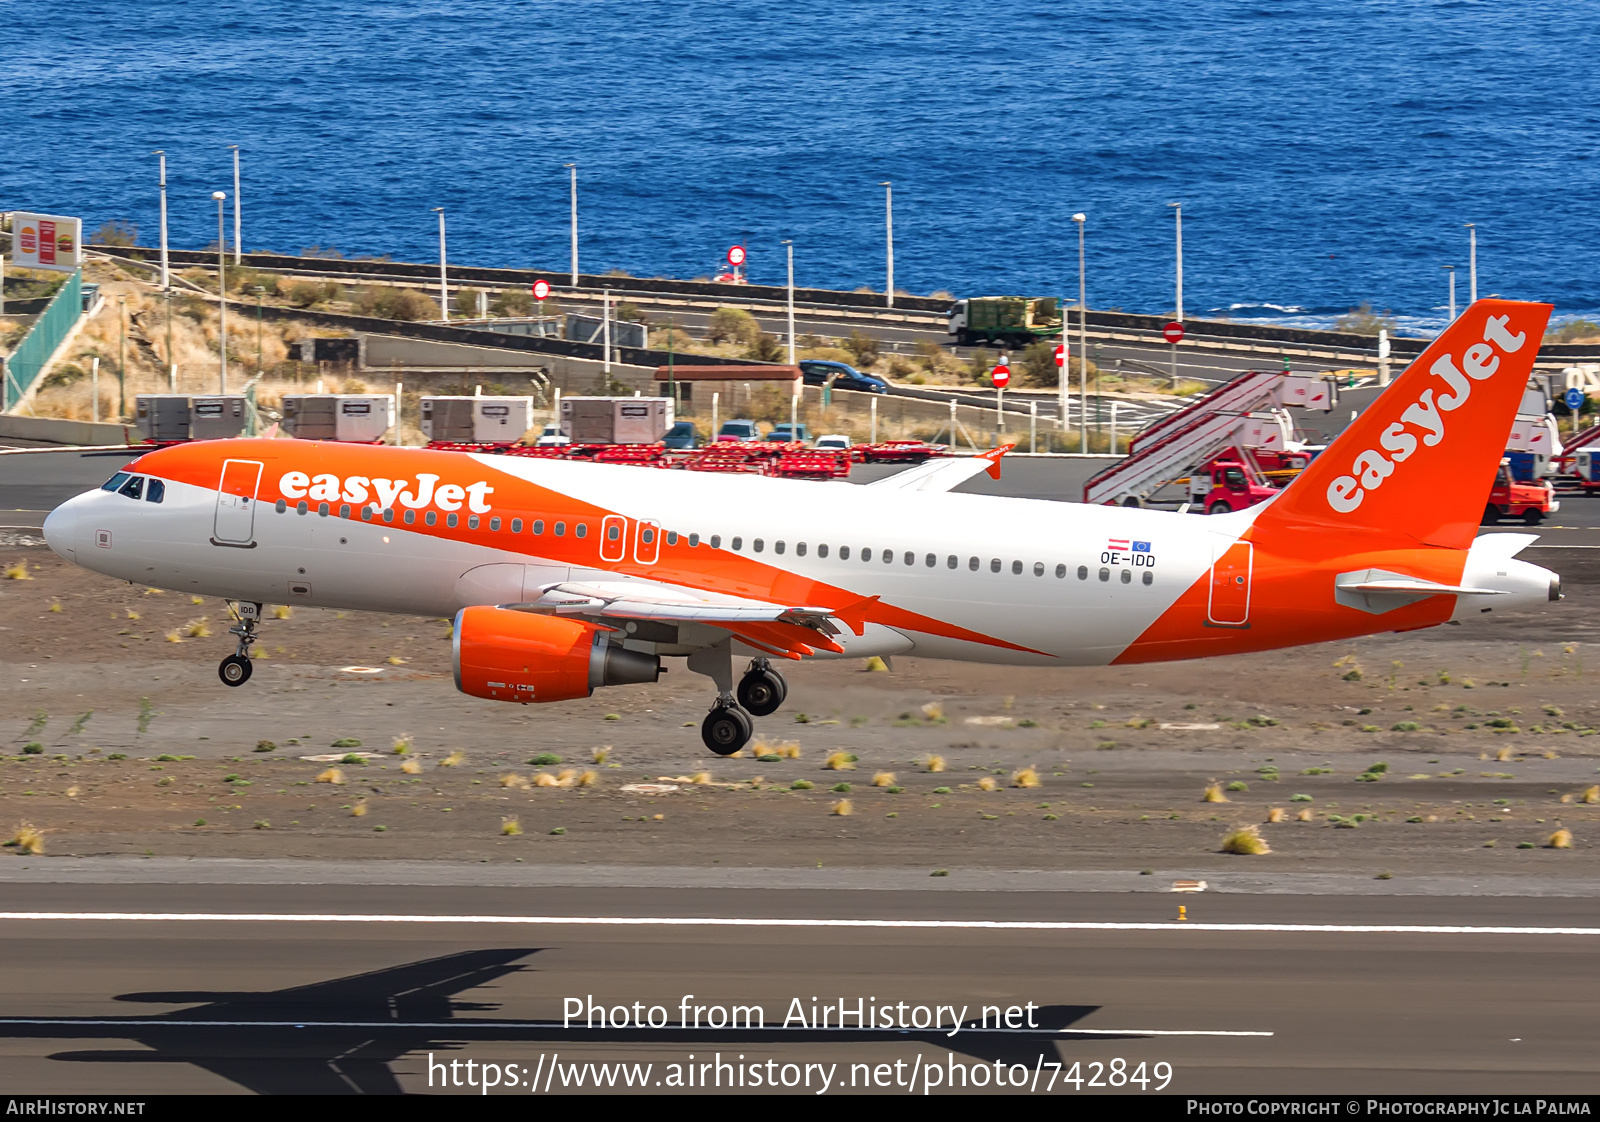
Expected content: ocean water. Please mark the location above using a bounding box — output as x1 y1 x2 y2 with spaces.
5 1 1599 332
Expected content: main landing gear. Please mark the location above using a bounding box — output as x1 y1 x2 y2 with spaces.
737 657 787 717
218 601 262 688
687 643 790 755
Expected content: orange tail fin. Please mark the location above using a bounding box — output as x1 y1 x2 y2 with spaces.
1255 299 1551 550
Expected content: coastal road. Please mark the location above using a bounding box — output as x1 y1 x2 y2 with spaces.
0 876 1595 1094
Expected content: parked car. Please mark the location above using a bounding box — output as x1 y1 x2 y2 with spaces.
765 423 814 444
662 420 700 450
533 423 570 447
814 434 852 451
798 360 889 394
715 419 761 442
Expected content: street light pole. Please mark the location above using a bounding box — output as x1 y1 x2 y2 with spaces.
1464 223 1477 304
213 191 228 393
1169 201 1183 390
154 150 169 290
1072 212 1087 453
1169 202 1184 321
433 207 448 321
880 181 894 309
783 239 796 365
229 145 242 265
565 163 579 288
1443 265 1457 324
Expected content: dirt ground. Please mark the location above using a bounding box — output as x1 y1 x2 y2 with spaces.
3 539 1600 876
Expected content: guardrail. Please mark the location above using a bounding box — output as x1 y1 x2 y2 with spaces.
2 269 82 412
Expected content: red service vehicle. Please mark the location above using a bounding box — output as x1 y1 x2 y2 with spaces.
1485 458 1558 524
1191 447 1281 514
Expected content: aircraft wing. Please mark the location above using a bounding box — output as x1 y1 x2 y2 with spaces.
866 444 1012 493
511 578 872 658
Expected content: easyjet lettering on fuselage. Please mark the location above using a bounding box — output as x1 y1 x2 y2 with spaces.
1326 313 1527 514
278 470 495 514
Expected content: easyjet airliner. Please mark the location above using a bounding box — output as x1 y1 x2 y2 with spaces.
43 300 1560 755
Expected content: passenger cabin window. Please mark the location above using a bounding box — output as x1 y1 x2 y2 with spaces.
861 548 872 562
276 499 287 513
1033 562 1044 576
118 476 144 501
339 503 350 518
839 546 850 560
102 472 131 493
1099 567 1110 581
554 521 566 536
490 517 501 531
511 518 523 533
424 511 436 526
576 524 587 538
947 555 957 569
732 537 743 551
925 554 936 567
1077 565 1088 580
990 558 1001 573
753 539 764 552
796 542 806 556
1011 560 1023 575
817 544 827 558
710 535 722 548
447 513 459 528
968 557 978 571
666 531 678 546
468 515 480 530
533 520 545 534
688 533 700 547
774 541 785 554
1142 571 1153 585
1121 570 1132 584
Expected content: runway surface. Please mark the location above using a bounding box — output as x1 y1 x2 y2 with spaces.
0 873 1595 1095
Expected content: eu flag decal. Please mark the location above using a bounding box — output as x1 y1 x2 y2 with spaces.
1132 541 1151 552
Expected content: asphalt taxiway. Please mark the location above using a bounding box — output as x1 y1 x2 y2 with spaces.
0 872 1595 1094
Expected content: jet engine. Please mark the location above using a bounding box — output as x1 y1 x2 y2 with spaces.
452 606 661 704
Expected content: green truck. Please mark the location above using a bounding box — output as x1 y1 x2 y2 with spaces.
946 296 1064 346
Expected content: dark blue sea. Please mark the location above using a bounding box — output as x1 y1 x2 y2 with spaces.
6 0 1598 333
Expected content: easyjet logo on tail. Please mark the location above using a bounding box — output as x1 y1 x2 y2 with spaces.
278 470 495 513
1326 315 1526 514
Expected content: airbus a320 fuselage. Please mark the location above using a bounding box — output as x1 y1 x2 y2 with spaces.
43 300 1560 754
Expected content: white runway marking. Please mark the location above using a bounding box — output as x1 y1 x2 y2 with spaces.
0 911 1596 936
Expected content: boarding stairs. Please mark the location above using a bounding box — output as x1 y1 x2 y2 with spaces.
1082 370 1334 506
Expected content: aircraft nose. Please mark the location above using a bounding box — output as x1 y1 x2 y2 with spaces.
42 500 79 562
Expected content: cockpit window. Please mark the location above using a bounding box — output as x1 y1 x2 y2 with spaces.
145 478 165 504
117 475 144 501
102 472 131 493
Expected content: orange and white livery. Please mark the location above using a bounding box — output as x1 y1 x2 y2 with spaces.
44 300 1561 754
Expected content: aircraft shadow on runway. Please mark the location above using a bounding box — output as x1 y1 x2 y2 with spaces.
5 949 1123 1094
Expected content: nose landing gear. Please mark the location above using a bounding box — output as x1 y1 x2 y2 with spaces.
736 658 788 717
218 601 262 688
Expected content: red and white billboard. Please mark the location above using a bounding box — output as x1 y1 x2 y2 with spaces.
11 212 81 272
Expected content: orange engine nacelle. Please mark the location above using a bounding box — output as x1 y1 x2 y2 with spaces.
452 606 662 704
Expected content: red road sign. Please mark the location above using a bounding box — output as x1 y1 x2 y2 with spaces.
532 279 551 301
991 363 1011 389
1054 344 1067 367
1163 321 1185 344
728 245 746 266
